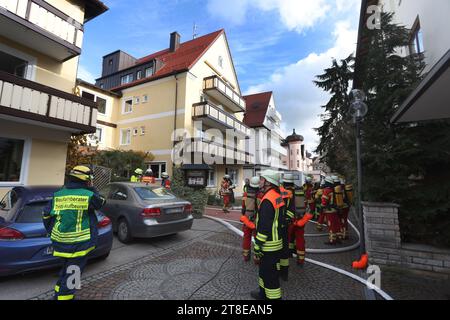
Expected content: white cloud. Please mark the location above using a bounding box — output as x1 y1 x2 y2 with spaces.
246 20 358 153
77 65 96 83
207 0 359 33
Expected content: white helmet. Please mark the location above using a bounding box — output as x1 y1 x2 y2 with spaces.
250 176 260 188
325 176 334 185
260 170 281 187
161 172 169 179
331 176 340 183
283 173 295 184
224 175 231 179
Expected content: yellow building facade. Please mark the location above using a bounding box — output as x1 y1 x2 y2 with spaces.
78 30 255 195
0 0 107 198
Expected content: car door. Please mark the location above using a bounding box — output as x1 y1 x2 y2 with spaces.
103 185 130 227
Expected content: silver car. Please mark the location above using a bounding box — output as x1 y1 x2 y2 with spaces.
100 183 194 244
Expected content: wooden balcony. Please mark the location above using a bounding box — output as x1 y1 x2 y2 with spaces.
203 75 246 112
192 101 250 138
0 70 97 133
0 0 84 61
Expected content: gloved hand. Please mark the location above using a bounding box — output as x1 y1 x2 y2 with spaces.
254 244 264 260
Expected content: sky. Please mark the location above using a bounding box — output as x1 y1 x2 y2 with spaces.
79 0 361 153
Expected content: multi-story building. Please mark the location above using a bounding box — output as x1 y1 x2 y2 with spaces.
242 91 287 179
77 30 254 194
281 129 311 172
0 0 107 198
355 0 450 123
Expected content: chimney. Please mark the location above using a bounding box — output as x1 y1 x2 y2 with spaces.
170 32 181 52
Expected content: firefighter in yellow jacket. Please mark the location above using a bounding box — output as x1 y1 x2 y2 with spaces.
251 170 285 300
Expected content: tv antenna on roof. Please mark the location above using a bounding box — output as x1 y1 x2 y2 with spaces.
193 23 199 39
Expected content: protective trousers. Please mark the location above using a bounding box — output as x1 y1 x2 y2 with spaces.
288 222 305 264
54 255 88 300
279 223 290 278
259 251 282 300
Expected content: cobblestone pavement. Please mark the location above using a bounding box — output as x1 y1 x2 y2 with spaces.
31 218 370 300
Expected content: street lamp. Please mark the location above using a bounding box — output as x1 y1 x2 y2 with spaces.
350 89 368 267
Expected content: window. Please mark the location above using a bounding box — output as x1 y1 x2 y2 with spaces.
110 187 128 201
297 160 300 168
148 163 166 179
97 97 107 114
95 127 103 142
140 126 146 135
123 98 133 114
409 19 424 55
133 128 138 136
137 70 142 80
134 96 140 105
134 187 175 200
0 137 25 183
218 56 224 68
297 149 299 155
207 170 216 187
121 74 133 85
99 83 104 89
0 50 28 79
120 129 131 145
108 59 113 66
81 91 95 101
17 201 50 223
145 67 153 78
142 95 148 103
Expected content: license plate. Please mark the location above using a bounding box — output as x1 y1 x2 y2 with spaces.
166 208 182 214
45 246 54 255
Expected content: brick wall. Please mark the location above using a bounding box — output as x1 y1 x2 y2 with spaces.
362 202 450 279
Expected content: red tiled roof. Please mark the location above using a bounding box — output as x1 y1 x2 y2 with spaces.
110 29 224 91
243 92 273 127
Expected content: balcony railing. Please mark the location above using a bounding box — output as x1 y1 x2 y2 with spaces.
192 101 251 138
203 75 246 112
0 70 97 133
0 0 83 61
184 138 254 165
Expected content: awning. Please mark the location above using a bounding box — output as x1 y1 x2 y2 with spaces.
391 50 450 123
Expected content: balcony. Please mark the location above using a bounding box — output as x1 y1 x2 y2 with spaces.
192 101 251 138
203 76 246 112
0 0 84 61
0 70 97 133
180 138 254 165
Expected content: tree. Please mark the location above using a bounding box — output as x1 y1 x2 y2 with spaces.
93 150 154 180
314 54 356 181
315 13 450 247
65 134 96 174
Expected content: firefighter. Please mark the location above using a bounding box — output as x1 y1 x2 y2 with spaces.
42 166 106 300
341 178 353 240
142 169 156 185
220 175 232 213
322 176 340 245
304 176 316 216
333 176 345 240
315 180 326 231
240 177 261 262
130 168 143 182
279 174 295 280
161 172 171 190
251 170 285 300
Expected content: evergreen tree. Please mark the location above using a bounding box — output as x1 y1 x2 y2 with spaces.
315 12 450 246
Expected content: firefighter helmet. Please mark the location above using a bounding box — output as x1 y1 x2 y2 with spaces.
250 176 260 188
260 170 281 187
69 165 93 182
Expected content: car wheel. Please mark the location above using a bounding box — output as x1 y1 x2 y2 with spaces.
117 218 133 244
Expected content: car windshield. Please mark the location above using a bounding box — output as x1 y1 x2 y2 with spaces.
134 187 176 200
16 201 50 223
